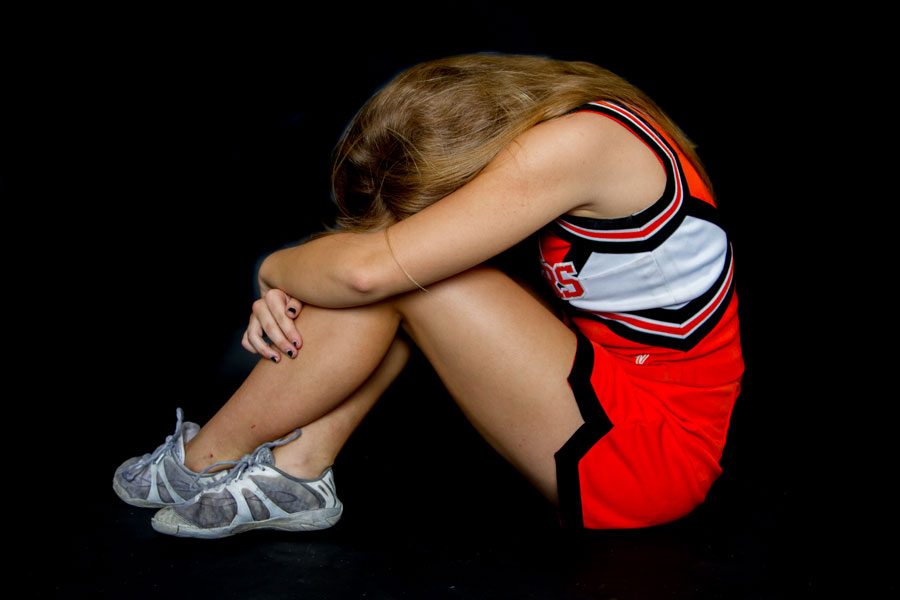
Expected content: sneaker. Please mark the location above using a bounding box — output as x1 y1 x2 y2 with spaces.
151 429 343 539
112 407 229 508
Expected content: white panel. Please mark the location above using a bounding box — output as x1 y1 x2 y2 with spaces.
567 217 727 313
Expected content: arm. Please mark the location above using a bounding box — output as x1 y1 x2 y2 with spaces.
260 111 619 308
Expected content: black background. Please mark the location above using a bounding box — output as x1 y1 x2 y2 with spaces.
6 6 845 597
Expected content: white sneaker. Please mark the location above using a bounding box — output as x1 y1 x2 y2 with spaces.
151 429 342 539
112 408 229 508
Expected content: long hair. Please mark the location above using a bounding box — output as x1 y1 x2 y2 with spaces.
331 53 712 232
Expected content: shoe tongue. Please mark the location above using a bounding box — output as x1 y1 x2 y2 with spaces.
255 447 276 466
174 435 186 463
175 423 199 464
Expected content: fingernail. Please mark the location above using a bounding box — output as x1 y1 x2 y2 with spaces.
288 307 296 314
287 350 294 358
293 340 300 349
270 356 277 363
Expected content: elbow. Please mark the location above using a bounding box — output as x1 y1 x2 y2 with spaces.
336 230 400 305
347 263 378 296
344 249 390 302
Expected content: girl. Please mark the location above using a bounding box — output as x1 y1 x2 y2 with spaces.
113 53 743 538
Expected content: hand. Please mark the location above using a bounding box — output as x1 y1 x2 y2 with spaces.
241 288 304 363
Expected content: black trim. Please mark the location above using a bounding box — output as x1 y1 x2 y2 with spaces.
556 210 686 255
685 196 722 227
570 271 736 352
568 328 607 422
555 329 613 529
563 242 598 273
560 182 675 231
556 421 613 529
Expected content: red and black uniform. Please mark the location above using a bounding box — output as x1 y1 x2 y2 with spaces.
539 100 744 529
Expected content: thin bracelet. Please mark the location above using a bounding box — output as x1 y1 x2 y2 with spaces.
384 227 429 293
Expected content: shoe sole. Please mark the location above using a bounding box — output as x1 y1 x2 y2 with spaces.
112 476 185 509
151 504 344 539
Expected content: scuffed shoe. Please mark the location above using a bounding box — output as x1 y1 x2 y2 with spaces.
113 407 229 508
151 429 342 539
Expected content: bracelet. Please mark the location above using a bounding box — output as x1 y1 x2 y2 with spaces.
384 227 429 293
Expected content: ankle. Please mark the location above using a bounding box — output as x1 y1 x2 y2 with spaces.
183 440 242 474
271 448 334 480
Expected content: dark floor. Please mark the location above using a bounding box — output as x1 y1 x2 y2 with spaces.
37 351 817 599
52 486 789 599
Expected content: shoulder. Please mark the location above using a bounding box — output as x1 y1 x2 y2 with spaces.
526 108 648 149
508 109 632 165
509 108 667 219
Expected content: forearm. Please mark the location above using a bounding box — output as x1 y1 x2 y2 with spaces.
258 230 406 308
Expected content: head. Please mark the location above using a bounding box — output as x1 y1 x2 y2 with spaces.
331 53 711 232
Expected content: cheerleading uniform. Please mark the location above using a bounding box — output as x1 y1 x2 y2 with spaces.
539 100 744 529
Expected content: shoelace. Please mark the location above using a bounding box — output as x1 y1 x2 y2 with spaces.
191 428 303 487
121 407 185 482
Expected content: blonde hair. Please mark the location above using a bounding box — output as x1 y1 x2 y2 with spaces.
331 53 712 232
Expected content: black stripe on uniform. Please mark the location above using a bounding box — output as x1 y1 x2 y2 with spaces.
685 196 722 227
555 210 686 255
570 272 735 352
555 329 613 529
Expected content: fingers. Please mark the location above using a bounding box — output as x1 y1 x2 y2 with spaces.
241 329 256 354
241 290 304 363
285 296 303 319
265 289 303 352
244 310 281 362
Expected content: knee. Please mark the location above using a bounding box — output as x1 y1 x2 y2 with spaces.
392 266 511 314
422 265 511 295
440 265 514 291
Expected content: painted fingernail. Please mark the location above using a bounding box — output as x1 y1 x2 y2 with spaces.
288 307 297 314
270 356 278 363
287 350 294 358
293 340 300 349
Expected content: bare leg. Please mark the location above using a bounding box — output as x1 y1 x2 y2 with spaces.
271 336 410 478
184 302 402 471
186 267 581 504
393 268 583 503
